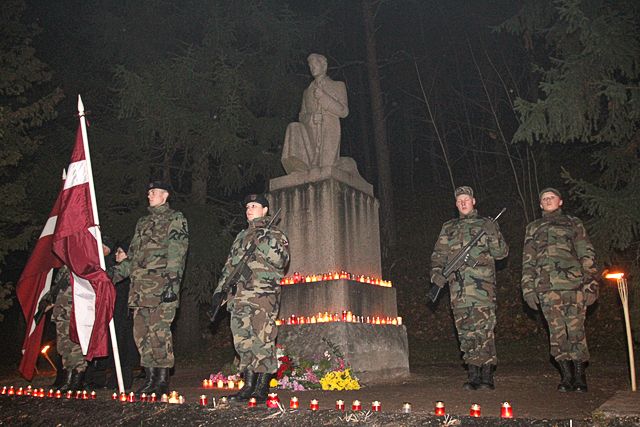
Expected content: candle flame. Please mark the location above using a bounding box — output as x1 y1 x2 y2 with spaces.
605 272 624 279
41 345 50 354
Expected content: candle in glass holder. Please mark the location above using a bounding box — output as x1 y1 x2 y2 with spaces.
8 386 15 396
119 392 127 402
66 390 73 399
227 380 235 389
470 403 481 417
81 390 88 400
74 390 81 399
435 401 445 416
150 393 157 402
371 401 381 412
199 395 208 406
140 393 147 402
352 400 362 411
112 392 118 400
202 379 208 388
90 391 96 400
309 399 319 411
335 399 345 411
55 390 62 399
38 388 45 398
47 389 54 398
266 393 280 409
16 387 23 396
402 402 412 414
160 393 169 403
127 392 136 402
289 396 299 409
216 379 224 389
501 402 513 418
248 397 257 408
1 386 6 395
237 380 245 389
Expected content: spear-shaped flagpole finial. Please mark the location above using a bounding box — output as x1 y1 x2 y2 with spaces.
77 94 84 115
62 168 67 180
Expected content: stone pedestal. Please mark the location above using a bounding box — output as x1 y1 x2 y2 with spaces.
269 166 409 382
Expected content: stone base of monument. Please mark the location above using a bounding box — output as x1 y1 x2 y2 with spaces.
277 323 410 384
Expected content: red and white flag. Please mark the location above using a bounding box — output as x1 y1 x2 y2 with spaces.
16 180 65 380
51 124 115 360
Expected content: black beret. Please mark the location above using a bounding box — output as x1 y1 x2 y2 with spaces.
148 181 172 193
243 193 269 209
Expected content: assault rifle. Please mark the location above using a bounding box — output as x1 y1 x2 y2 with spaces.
208 208 281 322
428 208 506 303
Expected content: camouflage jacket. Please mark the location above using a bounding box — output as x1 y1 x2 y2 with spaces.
214 215 289 306
112 203 189 307
521 209 597 296
51 266 71 321
430 209 509 308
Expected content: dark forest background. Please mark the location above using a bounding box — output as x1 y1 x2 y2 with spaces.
1 0 638 369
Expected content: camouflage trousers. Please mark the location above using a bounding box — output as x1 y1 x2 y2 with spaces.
52 286 87 371
539 290 589 362
132 303 177 368
452 305 497 366
229 292 279 373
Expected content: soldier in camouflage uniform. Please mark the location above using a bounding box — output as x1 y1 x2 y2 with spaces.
521 188 598 392
112 181 189 395
213 194 290 403
430 186 509 390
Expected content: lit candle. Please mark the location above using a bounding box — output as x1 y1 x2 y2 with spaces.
290 396 299 409
178 396 185 404
248 397 257 408
352 400 362 411
160 393 168 403
140 393 147 402
470 403 481 417
75 390 81 399
266 393 280 409
81 390 88 400
112 392 117 400
47 389 54 398
1 386 6 395
371 401 381 412
90 391 96 400
397 317 403 326
435 400 445 416
335 399 345 411
310 399 319 411
119 392 127 402
237 380 245 389
16 387 23 396
38 388 45 398
127 392 136 402
501 402 513 418
219 397 228 405
55 390 61 399
216 379 224 389
150 393 157 402
227 380 235 389
66 390 73 399
199 395 208 406
202 379 207 388
402 402 412 414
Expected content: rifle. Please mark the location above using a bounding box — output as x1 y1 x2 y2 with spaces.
208 208 282 322
428 208 506 303
33 273 65 324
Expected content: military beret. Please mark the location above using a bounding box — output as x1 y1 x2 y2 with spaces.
148 180 172 193
244 193 269 209
539 187 562 200
454 186 474 199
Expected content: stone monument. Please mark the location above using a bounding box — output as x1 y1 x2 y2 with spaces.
269 54 409 383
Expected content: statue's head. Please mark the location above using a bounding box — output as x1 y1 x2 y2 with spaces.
307 53 328 77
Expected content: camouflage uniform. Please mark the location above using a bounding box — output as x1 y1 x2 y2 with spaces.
112 203 189 368
521 208 597 362
214 215 290 373
430 209 508 366
51 266 87 371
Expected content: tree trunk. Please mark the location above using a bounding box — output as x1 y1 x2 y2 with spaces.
361 0 396 253
174 148 209 354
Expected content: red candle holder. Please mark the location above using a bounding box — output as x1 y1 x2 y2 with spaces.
266 393 280 409
310 399 319 411
335 399 345 411
127 392 136 403
247 397 257 408
150 393 157 402
470 403 481 417
47 389 54 398
160 393 168 403
66 391 73 399
140 393 147 402
119 392 127 402
352 400 362 411
289 396 299 409
8 386 15 396
16 387 23 396
75 390 82 399
435 401 445 416
38 389 45 398
199 395 208 406
90 391 96 400
371 401 381 412
501 402 513 418
81 391 89 400
1 386 6 395
112 392 117 400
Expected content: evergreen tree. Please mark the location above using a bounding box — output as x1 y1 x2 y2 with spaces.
502 0 640 339
0 0 63 320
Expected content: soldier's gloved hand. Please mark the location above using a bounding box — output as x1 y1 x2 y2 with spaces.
431 272 447 288
523 293 539 310
483 221 499 237
584 291 598 306
160 276 180 303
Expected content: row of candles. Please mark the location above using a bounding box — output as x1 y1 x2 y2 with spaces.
276 311 402 326
2 385 513 417
281 271 392 287
196 393 514 418
202 378 245 389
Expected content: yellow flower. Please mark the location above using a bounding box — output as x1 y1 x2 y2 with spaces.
269 378 279 388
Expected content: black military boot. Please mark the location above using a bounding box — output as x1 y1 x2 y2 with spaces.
153 368 170 395
557 360 574 392
136 367 156 395
251 373 273 403
64 369 85 392
573 361 588 392
477 364 495 390
228 370 257 403
52 369 68 389
58 369 75 393
463 365 481 390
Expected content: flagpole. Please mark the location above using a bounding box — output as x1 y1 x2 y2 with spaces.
78 95 125 395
